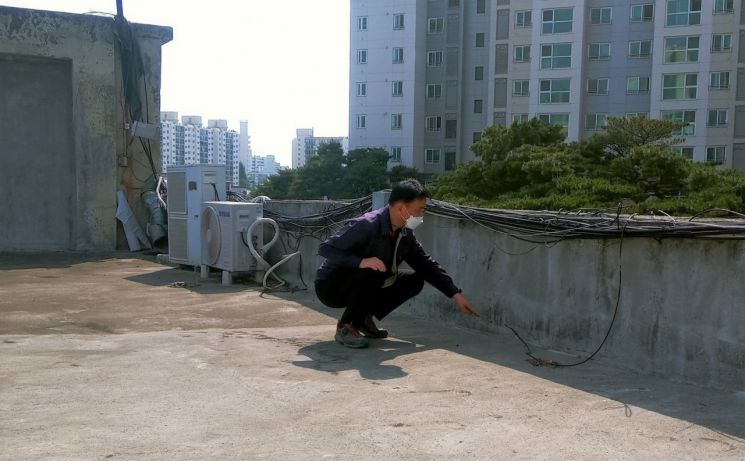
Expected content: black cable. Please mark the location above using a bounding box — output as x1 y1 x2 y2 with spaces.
505 221 627 367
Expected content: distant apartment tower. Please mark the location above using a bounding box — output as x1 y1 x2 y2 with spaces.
249 154 283 185
160 112 241 185
292 128 349 168
349 0 745 173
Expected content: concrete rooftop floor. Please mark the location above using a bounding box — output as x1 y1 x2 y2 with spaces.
1 254 744 460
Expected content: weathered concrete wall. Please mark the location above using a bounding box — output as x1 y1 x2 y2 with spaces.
0 6 171 251
265 200 745 391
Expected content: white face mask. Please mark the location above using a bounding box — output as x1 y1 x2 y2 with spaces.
405 215 424 230
401 207 424 230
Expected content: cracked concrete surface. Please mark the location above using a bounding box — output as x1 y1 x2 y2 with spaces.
1 254 744 460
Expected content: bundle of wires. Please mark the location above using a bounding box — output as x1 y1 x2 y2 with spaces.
425 200 745 242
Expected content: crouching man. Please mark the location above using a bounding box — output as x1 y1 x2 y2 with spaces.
314 179 479 348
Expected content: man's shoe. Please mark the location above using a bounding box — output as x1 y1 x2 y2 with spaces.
359 316 388 339
335 324 370 348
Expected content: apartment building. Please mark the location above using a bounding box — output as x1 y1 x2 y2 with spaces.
349 0 745 173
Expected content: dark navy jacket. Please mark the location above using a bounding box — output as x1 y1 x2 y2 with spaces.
316 207 460 298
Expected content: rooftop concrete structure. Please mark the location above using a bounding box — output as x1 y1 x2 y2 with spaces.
0 6 172 251
1 254 744 459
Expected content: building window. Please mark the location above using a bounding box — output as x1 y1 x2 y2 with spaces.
391 147 402 162
427 51 443 67
473 99 483 113
514 45 531 62
357 16 368 31
391 113 402 130
539 79 571 103
475 66 484 80
590 7 612 24
630 4 654 21
426 84 442 98
537 113 570 132
714 0 734 13
712 34 732 52
662 73 697 99
475 33 485 48
393 47 404 63
449 0 459 7
445 119 457 138
587 78 609 95
541 43 572 69
666 0 701 26
393 14 405 30
392 81 403 97
357 49 368 64
515 10 532 27
356 82 367 97
626 76 650 94
477 0 486 14
585 113 608 130
661 110 696 135
512 113 530 124
356 115 366 129
425 148 441 163
706 146 726 164
428 17 444 33
626 112 649 118
664 36 699 63
673 146 695 159
513 80 530 96
629 40 652 58
542 8 573 34
472 132 482 142
707 109 728 126
588 43 610 60
710 71 730 89
426 116 442 131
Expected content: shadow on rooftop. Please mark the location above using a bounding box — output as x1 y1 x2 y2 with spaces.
271 289 745 442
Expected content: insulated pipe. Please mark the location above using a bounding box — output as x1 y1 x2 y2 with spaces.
245 217 298 289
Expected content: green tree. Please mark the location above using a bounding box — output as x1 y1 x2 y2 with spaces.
472 118 566 164
595 116 686 157
341 148 390 197
388 165 420 184
252 168 297 199
289 141 346 199
239 162 250 188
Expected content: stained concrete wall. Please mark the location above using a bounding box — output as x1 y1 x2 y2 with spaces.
265 200 745 391
0 6 172 251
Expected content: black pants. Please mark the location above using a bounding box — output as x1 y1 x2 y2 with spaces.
315 268 425 328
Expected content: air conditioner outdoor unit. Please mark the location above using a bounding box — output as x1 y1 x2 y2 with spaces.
200 201 263 277
166 164 226 266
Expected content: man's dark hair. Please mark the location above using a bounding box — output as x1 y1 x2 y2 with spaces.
388 179 430 205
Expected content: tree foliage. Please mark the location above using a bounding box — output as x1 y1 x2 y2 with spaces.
253 142 419 200
431 117 745 215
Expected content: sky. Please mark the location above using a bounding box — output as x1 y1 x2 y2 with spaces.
2 0 350 166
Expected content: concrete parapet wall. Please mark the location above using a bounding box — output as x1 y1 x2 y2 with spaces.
265 200 745 391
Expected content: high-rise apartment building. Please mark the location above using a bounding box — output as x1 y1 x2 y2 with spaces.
349 0 745 173
292 128 349 168
160 112 241 185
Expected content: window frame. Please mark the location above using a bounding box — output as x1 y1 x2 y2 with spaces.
664 36 700 63
514 45 531 62
588 42 611 60
425 148 441 164
542 8 574 34
539 78 571 104
587 78 609 95
515 10 532 28
630 4 654 22
540 43 572 69
590 7 613 25
662 73 698 100
628 40 652 58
